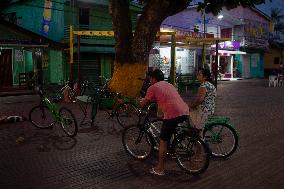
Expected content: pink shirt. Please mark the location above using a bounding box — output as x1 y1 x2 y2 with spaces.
145 81 189 119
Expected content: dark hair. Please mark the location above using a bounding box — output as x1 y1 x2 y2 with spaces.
199 68 212 83
150 69 164 81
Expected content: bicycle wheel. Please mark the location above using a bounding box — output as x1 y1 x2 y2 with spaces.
149 119 163 151
203 123 238 159
29 105 55 128
174 136 210 175
59 107 78 137
122 125 153 160
116 102 140 128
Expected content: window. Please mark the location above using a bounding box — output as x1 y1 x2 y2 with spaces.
79 8 89 26
274 57 280 64
221 28 232 38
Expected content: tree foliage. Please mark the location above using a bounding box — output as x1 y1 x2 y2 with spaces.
271 8 284 35
110 0 268 64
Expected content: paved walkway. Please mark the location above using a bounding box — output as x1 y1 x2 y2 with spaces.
0 79 284 189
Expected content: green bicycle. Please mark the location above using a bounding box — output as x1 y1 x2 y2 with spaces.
29 89 78 137
79 77 140 128
150 116 238 159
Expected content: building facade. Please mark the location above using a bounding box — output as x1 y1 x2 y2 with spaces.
0 0 141 87
151 6 271 80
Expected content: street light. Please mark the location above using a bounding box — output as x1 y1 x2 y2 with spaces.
217 14 224 19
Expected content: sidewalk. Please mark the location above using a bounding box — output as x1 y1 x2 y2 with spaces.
0 87 35 97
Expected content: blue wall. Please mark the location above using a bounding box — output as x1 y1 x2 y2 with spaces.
250 53 264 78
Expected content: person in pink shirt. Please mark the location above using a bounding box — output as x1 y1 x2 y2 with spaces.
139 69 189 176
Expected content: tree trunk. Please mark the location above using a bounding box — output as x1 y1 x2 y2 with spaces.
108 62 147 97
109 0 188 97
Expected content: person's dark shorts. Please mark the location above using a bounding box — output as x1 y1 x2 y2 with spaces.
160 115 188 142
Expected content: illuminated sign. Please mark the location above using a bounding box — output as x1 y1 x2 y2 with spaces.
211 41 240 50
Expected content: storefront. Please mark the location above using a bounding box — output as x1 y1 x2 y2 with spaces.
211 41 246 80
150 46 196 79
149 30 219 81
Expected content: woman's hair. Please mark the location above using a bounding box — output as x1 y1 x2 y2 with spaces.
150 69 164 81
199 68 212 83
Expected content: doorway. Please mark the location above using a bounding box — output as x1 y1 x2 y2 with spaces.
0 49 13 87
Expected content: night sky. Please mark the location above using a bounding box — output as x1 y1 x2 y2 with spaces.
256 0 284 16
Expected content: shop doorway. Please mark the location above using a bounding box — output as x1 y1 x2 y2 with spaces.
0 49 13 87
219 56 232 78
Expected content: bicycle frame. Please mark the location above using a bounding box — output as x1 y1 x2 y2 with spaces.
39 93 62 123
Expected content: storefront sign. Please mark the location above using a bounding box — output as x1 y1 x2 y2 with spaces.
159 30 214 42
211 41 240 50
176 30 214 39
243 19 269 49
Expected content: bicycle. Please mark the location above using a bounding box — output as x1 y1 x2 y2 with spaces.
75 76 140 128
29 88 78 137
151 116 239 159
59 79 89 103
122 105 210 175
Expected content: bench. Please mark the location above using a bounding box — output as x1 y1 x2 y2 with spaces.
176 75 199 93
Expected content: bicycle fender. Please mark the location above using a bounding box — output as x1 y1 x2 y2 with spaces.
204 122 239 138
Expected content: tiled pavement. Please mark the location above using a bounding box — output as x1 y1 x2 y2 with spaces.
0 79 284 189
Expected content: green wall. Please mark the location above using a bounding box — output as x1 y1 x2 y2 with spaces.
3 0 65 42
101 54 112 79
49 50 64 84
235 54 243 77
24 51 33 72
250 53 264 78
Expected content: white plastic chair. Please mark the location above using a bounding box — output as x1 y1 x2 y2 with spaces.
278 74 284 87
269 75 278 87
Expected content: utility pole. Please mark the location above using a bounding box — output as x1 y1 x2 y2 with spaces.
202 9 206 67
214 40 219 89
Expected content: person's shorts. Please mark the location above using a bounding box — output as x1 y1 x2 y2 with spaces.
160 115 188 142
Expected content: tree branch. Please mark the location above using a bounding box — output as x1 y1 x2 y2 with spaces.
132 0 189 63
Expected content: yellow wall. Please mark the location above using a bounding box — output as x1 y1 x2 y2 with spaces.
264 48 284 69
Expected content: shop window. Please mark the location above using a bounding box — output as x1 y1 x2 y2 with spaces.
221 28 232 38
274 57 280 64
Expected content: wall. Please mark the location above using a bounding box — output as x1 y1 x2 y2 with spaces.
49 49 63 84
264 48 284 76
12 48 25 85
250 53 264 78
3 0 65 42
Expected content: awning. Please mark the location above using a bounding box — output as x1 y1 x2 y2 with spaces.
216 50 247 55
184 37 231 45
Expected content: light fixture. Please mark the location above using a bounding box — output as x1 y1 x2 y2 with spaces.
217 14 224 19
